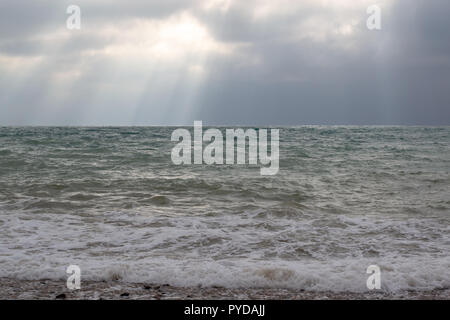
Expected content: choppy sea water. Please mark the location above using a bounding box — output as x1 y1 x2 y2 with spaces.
0 126 449 292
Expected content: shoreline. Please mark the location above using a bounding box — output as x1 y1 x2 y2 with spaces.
1 278 449 300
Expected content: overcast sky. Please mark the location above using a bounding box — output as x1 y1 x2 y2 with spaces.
0 0 449 125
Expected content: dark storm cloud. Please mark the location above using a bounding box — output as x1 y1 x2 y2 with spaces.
0 0 449 125
191 0 450 125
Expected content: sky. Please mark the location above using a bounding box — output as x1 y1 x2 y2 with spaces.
0 0 449 125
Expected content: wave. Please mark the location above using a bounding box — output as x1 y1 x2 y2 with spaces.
1 256 448 293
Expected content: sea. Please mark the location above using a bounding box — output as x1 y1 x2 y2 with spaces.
0 126 448 293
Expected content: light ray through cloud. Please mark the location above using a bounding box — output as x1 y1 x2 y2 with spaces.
0 0 449 125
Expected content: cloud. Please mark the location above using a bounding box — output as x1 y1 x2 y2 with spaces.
83 12 236 61
0 0 449 125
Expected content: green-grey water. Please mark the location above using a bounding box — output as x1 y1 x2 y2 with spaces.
0 126 449 292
